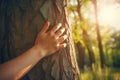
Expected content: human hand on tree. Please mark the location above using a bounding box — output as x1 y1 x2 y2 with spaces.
35 21 67 57
0 21 67 80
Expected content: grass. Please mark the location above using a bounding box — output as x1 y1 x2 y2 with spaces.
81 66 120 80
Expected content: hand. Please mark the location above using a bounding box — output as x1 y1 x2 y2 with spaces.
35 21 67 57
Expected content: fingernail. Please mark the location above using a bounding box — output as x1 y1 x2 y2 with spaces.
58 23 62 28
61 28 65 32
64 43 67 47
64 35 68 39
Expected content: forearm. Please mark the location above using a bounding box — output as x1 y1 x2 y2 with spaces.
0 46 44 80
0 21 67 80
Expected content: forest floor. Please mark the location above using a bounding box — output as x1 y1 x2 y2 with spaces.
81 67 120 80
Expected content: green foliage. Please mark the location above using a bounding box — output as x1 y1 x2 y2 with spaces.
68 0 120 72
110 30 120 67
112 52 120 67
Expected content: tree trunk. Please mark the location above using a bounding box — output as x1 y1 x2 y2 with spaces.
0 0 80 80
92 0 105 68
76 42 86 70
76 0 95 68
82 30 96 68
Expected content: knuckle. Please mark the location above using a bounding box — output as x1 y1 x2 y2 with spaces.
62 36 65 40
55 45 59 50
48 32 52 36
48 32 53 37
60 30 63 34
56 31 61 35
52 35 56 40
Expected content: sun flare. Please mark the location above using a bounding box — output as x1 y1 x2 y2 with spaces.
98 4 120 30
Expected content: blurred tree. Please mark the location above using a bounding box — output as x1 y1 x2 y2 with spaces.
0 0 80 80
76 0 96 69
92 0 105 68
76 42 86 69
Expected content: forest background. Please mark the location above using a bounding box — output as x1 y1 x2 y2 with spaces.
68 0 120 80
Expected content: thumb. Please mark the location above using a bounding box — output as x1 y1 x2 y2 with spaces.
41 21 50 33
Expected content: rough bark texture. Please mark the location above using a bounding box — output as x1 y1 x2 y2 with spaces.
0 0 80 80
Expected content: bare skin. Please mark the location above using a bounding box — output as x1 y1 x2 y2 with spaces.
0 21 67 80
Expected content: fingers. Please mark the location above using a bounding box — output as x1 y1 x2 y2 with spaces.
56 35 67 50
55 28 65 38
49 23 62 33
60 43 67 49
41 21 50 34
56 43 67 50
57 35 67 43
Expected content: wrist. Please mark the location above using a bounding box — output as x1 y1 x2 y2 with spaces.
32 45 46 58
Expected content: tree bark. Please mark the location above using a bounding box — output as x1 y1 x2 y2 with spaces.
0 0 80 80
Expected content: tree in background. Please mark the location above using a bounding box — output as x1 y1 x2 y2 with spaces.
69 0 96 69
78 0 96 69
92 0 105 68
